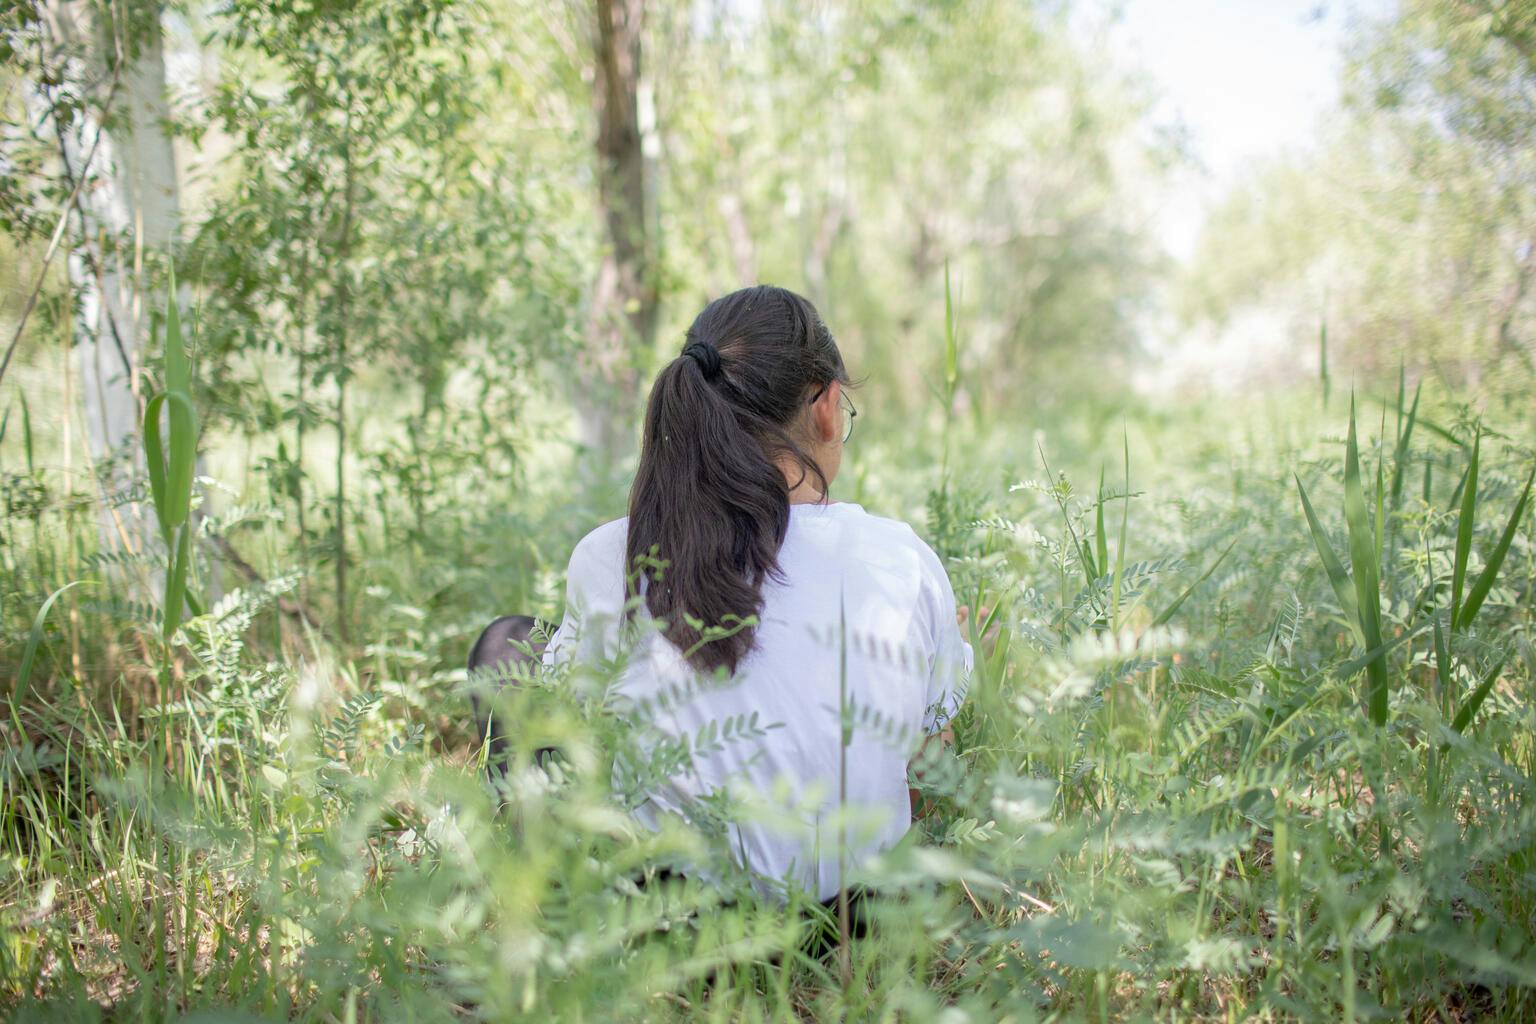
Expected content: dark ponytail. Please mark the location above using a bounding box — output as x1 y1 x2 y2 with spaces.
626 286 849 675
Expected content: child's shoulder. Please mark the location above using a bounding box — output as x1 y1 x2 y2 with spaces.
573 516 628 556
834 504 948 581
565 517 629 583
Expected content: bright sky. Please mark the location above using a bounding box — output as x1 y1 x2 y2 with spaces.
1063 0 1401 391
1080 0 1396 260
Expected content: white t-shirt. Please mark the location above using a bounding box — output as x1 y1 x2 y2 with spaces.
542 501 972 901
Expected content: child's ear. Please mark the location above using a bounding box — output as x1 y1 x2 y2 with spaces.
813 383 840 442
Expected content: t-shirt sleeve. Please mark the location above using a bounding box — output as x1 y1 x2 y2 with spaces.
541 526 624 668
540 586 580 668
917 538 973 733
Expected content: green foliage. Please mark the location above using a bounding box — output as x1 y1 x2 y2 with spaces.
5 369 1536 1019
1178 0 1536 396
186 0 586 638
143 276 200 640
657 0 1165 420
1457 464 1533 632
3 1 1536 1020
1341 399 1389 725
11 580 83 704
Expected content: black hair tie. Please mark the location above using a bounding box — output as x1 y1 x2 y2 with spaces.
683 340 723 381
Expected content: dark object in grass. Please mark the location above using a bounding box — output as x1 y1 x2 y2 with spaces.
467 614 554 776
640 869 877 969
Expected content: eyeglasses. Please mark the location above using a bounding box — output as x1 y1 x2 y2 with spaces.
808 383 857 444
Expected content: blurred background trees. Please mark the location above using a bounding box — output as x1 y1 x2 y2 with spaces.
3 0 1532 643
1177 0 1535 397
1 0 179 562
4 6 1536 1015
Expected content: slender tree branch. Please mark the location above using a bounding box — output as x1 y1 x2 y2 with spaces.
0 72 122 390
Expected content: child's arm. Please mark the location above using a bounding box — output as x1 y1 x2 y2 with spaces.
908 725 954 818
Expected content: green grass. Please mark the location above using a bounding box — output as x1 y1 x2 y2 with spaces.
3 374 1535 1021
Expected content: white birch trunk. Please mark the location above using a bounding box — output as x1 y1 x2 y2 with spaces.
41 2 180 559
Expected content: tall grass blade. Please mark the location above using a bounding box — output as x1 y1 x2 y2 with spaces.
1455 465 1533 631
164 272 191 396
942 261 958 394
1450 653 1510 734
143 273 200 640
1343 398 1388 725
1296 474 1362 641
1390 381 1421 506
836 586 850 988
144 392 171 542
1037 442 1096 591
165 272 197 518
1394 363 1404 440
23 394 34 474
1447 460 1469 509
984 621 1012 685
1330 624 1420 684
1450 430 1480 631
939 262 959 486
1110 430 1130 629
144 392 198 541
1093 465 1107 582
164 525 193 642
1432 612 1451 718
1152 538 1238 627
0 396 37 474
1414 413 1464 448
1382 448 1394 561
979 600 1004 641
14 581 86 704
1318 317 1329 406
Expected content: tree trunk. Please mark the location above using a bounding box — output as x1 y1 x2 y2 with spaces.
579 0 657 474
42 2 180 555
332 110 357 645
